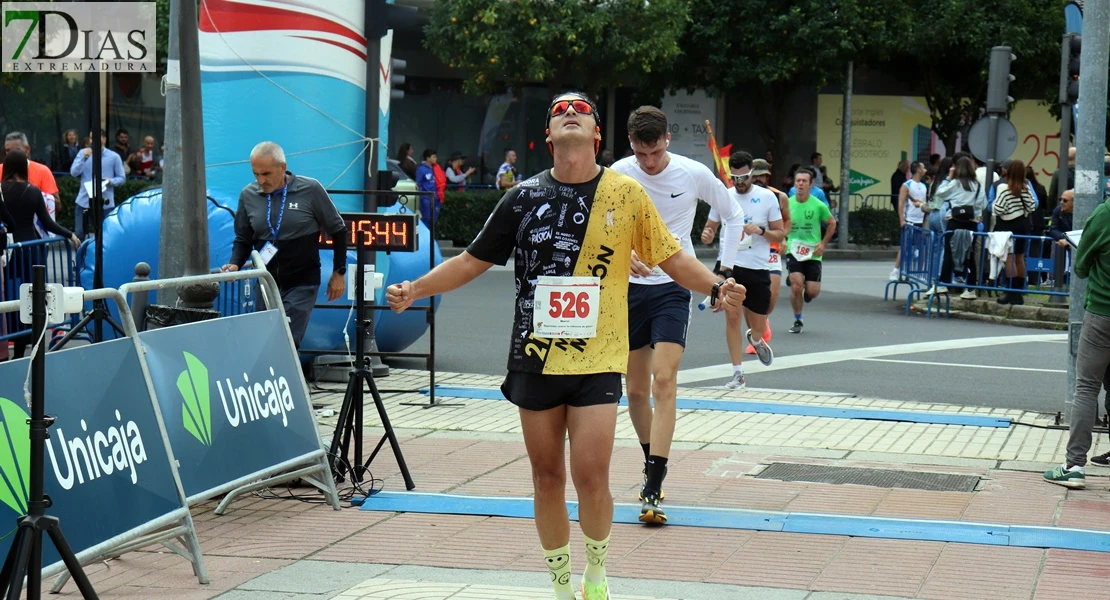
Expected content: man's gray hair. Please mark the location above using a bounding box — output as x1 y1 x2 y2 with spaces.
5 132 29 148
250 141 286 164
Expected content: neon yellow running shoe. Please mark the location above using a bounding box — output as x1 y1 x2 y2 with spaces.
580 578 610 600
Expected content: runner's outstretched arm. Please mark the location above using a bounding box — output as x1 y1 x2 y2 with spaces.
387 251 494 312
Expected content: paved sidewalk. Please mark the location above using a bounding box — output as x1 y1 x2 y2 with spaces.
41 370 1110 599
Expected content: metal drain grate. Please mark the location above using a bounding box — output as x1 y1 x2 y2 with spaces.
754 463 980 492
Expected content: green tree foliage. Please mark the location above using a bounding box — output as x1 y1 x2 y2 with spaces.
424 0 688 96
655 0 906 178
885 0 1063 153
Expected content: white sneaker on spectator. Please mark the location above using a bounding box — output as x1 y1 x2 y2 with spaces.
959 290 976 300
889 268 901 281
923 286 947 297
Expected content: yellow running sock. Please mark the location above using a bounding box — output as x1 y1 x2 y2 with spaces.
542 544 574 600
583 533 610 586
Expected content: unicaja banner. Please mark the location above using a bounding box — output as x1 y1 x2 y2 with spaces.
0 339 187 568
139 310 325 501
1 2 156 73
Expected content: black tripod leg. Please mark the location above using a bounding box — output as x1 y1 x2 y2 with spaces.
0 525 21 589
45 520 99 599
3 528 32 600
327 375 360 481
51 312 94 351
26 529 40 599
363 375 415 490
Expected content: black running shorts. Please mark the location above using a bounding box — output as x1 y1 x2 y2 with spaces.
729 266 772 315
500 371 622 411
785 254 823 283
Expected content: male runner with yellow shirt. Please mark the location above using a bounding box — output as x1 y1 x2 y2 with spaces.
386 92 746 600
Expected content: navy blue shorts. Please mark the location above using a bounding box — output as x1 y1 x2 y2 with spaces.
500 372 622 411
628 281 691 351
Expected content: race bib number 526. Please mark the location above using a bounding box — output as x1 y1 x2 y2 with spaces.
533 276 600 338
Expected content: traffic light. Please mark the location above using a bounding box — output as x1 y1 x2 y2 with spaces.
986 46 1016 113
390 58 406 100
1065 34 1082 104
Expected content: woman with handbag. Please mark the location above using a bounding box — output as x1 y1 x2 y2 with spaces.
929 157 985 297
991 159 1037 305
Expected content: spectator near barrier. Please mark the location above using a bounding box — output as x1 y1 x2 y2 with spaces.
1048 190 1074 247
890 162 927 282
218 141 348 348
990 159 1036 305
927 157 984 299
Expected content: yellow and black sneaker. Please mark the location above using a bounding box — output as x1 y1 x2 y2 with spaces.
639 491 667 525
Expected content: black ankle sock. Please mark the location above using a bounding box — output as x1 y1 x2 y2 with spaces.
640 443 651 463
645 455 668 493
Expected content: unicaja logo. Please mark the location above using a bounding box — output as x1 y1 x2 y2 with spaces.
177 352 213 446
175 351 298 439
0 397 29 516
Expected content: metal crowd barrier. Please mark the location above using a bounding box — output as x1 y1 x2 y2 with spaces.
884 225 1071 318
865 194 898 210
1 238 80 353
0 285 208 590
884 225 944 316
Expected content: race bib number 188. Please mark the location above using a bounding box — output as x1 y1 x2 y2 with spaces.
533 276 600 338
790 240 817 262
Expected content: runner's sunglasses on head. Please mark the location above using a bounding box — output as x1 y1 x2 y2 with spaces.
731 173 754 184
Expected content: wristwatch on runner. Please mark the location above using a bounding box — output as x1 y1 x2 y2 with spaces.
710 280 726 307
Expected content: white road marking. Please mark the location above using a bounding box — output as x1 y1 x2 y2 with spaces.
677 333 1066 384
857 358 1066 374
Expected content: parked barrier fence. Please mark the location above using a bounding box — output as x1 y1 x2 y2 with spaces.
884 225 944 315
0 286 208 591
0 252 346 591
119 253 342 514
884 224 1071 318
1 238 82 354
865 193 899 209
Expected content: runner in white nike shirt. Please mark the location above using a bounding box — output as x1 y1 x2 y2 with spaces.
611 106 745 524
703 158 791 355
701 151 783 389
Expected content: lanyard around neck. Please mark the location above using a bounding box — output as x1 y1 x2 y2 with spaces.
265 182 288 240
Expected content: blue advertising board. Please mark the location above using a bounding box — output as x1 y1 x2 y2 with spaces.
138 310 326 501
0 339 188 568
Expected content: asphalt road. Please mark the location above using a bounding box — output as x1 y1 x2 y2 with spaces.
385 260 1069 413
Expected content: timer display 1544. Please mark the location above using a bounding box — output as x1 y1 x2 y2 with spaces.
318 213 419 251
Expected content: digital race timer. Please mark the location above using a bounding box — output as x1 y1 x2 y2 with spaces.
318 212 419 251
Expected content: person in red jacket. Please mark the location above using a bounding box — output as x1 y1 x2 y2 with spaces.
433 161 447 203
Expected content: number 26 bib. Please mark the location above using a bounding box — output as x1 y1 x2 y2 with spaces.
533 276 600 338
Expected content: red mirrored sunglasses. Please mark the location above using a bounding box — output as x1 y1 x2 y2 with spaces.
550 99 594 118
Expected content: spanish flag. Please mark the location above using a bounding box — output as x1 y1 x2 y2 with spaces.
705 120 731 187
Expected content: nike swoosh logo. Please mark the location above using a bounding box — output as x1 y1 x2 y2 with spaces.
670 192 685 198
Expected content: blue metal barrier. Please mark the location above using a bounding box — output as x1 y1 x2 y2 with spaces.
884 225 944 317
929 230 1069 317
1 237 80 352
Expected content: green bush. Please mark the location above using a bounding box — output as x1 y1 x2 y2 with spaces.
52 176 159 231
848 205 900 247
437 190 505 245
436 188 715 246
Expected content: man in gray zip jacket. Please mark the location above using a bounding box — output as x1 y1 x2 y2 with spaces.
219 141 348 346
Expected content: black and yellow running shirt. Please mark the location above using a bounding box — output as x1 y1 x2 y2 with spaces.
467 167 682 375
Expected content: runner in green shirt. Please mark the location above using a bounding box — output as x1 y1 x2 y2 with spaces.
784 168 836 334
